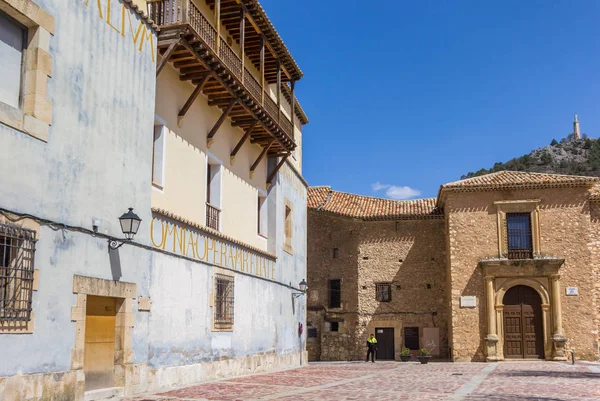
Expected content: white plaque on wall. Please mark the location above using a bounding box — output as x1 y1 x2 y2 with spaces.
460 296 477 308
565 287 579 296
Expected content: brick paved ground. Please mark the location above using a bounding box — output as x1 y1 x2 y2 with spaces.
125 361 600 401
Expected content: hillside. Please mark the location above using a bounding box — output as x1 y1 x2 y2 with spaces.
462 136 600 179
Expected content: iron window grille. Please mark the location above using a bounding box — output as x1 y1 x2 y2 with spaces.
506 213 533 259
328 279 341 308
330 321 339 332
307 328 317 338
0 223 36 322
214 273 234 328
376 283 392 302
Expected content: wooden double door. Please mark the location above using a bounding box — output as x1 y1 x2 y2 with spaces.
503 285 544 359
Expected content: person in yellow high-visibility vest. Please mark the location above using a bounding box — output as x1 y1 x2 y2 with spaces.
366 334 377 363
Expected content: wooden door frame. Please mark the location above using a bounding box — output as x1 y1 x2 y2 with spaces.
488 278 554 361
375 327 395 360
71 275 136 392
502 286 544 359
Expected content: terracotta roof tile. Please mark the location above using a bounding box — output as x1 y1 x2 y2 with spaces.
442 171 599 191
308 187 441 221
307 186 331 209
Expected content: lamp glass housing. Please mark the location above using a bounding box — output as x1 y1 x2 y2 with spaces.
118 208 142 240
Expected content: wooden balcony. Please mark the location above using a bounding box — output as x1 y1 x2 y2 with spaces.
148 0 298 156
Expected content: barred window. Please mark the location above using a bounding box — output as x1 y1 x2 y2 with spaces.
307 328 317 338
376 283 392 302
1 223 36 322
214 273 234 329
506 213 533 259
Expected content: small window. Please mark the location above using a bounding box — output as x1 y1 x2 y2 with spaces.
328 279 341 308
332 248 339 258
284 202 293 253
308 328 317 338
330 322 339 332
506 213 533 259
258 194 267 237
214 273 234 330
376 283 392 302
0 224 36 322
206 160 222 231
0 11 25 109
152 125 165 189
404 327 419 350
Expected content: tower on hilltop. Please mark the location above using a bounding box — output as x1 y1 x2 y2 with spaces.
572 113 581 140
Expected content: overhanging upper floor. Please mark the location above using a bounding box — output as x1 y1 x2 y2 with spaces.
148 0 306 157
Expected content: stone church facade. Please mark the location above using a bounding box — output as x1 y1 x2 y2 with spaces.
307 171 600 362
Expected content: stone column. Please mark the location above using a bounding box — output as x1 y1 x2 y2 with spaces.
485 276 500 361
550 275 567 360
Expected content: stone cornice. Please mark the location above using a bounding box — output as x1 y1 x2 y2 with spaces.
479 257 564 277
151 208 276 260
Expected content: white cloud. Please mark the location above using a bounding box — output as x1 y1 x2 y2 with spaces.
372 182 421 200
372 182 391 191
385 186 421 200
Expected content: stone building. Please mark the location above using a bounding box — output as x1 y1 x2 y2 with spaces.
307 171 600 363
0 0 308 400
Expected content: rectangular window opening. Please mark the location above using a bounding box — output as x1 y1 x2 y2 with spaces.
307 328 317 338
0 11 26 109
376 283 392 302
332 248 339 258
206 160 221 231
506 212 533 259
330 322 339 332
152 125 165 189
284 203 293 252
0 223 36 322
258 194 267 237
214 273 234 329
404 327 419 350
328 279 341 308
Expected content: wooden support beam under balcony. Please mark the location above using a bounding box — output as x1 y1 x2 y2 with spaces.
230 120 259 165
249 139 274 179
148 0 297 156
156 39 181 77
178 74 211 127
267 153 291 187
207 99 237 147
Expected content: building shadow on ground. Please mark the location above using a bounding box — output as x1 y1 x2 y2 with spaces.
496 370 599 379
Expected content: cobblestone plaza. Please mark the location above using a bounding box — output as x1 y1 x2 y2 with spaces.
125 361 600 400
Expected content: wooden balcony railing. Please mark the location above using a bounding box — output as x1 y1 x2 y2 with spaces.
244 67 262 102
206 203 220 231
148 0 295 139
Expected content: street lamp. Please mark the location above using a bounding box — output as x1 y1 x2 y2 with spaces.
109 208 142 249
293 279 308 299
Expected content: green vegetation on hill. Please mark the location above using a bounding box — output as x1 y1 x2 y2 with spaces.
462 136 600 179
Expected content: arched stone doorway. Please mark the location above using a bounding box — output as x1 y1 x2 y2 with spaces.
503 285 544 359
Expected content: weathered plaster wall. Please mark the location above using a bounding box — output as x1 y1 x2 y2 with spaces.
0 0 156 375
0 1 309 400
446 187 600 361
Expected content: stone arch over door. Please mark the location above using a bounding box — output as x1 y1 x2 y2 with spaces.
494 278 551 360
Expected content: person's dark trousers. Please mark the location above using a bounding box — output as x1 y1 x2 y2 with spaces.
366 348 375 362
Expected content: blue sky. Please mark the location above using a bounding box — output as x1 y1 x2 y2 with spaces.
260 0 600 199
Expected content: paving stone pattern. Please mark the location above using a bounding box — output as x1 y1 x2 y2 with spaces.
125 361 600 401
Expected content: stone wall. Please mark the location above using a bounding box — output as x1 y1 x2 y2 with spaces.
307 210 449 361
446 187 600 361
